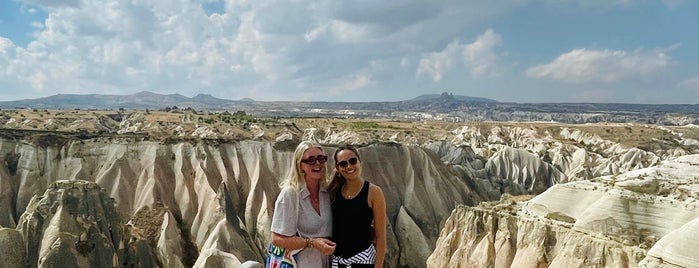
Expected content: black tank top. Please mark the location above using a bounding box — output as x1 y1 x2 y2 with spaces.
332 180 373 258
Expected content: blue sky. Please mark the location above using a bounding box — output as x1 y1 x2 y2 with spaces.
0 0 697 104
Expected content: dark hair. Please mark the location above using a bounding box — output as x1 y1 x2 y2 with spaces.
328 145 361 201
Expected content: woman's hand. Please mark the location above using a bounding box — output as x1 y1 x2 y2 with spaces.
312 238 336 255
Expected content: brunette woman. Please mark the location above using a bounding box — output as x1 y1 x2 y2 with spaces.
329 145 387 268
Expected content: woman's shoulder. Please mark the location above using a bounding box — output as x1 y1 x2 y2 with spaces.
367 182 386 209
278 186 300 200
367 181 384 196
279 186 295 193
367 180 382 189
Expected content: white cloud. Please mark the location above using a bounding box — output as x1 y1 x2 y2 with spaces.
28 71 48 90
416 41 458 81
0 0 289 97
1 0 695 103
304 25 326 42
462 29 502 77
1 0 521 101
0 38 15 74
328 74 373 95
305 20 375 43
0 37 14 54
526 48 672 83
417 29 502 81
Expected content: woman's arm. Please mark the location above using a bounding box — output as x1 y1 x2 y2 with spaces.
271 232 307 250
369 184 387 268
272 232 336 255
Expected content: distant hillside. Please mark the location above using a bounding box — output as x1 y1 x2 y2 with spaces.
409 92 498 103
0 91 237 110
0 91 498 110
0 91 696 126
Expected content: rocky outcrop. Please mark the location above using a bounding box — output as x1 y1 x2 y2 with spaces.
485 147 567 194
428 155 699 268
0 137 488 267
15 180 126 267
0 121 692 267
0 227 25 268
641 216 699 267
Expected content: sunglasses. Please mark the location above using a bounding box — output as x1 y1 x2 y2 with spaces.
300 155 328 165
336 157 358 168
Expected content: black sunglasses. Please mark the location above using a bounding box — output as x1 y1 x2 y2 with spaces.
336 157 358 168
300 155 328 165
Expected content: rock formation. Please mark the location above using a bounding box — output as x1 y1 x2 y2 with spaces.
0 136 489 267
428 155 699 268
15 180 129 267
0 120 696 267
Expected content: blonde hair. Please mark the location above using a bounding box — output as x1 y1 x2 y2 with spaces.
280 140 328 191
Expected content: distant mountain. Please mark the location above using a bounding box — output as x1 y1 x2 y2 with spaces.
0 91 696 126
0 91 236 110
409 92 498 103
0 91 497 110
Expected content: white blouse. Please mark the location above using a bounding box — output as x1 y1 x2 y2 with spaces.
271 186 333 267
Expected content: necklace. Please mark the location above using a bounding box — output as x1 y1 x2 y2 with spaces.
342 184 361 199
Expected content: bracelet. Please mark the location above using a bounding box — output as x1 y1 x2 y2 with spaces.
304 237 313 249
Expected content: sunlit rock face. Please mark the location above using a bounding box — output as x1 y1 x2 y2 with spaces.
1 121 696 267
0 139 290 267
485 147 567 194
16 180 127 268
428 155 699 268
0 137 492 267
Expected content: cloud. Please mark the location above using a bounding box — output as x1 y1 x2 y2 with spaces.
0 37 14 54
526 48 672 83
1 0 286 96
0 0 524 101
0 38 15 76
331 1 441 35
417 29 502 81
328 74 373 95
2 0 693 103
304 20 374 43
678 77 699 92
416 41 458 81
462 29 502 77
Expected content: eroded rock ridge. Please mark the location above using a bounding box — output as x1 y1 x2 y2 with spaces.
0 121 696 267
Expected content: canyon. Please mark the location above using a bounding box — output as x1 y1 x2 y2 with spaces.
0 108 697 267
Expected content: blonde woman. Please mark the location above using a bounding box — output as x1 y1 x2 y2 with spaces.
270 141 336 267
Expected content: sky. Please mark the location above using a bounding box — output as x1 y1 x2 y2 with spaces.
0 0 698 104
